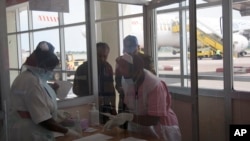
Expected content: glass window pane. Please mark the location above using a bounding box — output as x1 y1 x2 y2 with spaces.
32 11 58 29
95 1 118 20
19 7 28 31
6 10 16 33
119 4 142 16
64 25 87 71
120 17 143 54
64 25 87 98
196 6 224 90
20 33 30 65
33 29 60 52
8 35 18 69
156 11 186 86
232 6 250 92
63 0 85 24
96 20 119 68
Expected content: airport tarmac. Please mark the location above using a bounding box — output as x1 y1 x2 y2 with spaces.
157 52 250 91
63 51 250 99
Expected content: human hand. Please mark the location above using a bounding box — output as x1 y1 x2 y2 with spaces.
51 82 59 91
103 113 133 130
56 110 72 123
65 128 82 138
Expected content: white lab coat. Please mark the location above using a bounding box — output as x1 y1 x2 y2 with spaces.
8 66 58 141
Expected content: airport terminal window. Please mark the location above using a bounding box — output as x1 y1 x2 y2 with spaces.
64 25 87 83
20 33 30 65
232 7 250 92
156 10 189 88
119 4 142 16
8 34 18 69
19 7 28 31
63 0 85 25
33 29 60 52
120 17 144 54
6 2 91 99
32 11 59 29
96 20 119 67
195 6 224 90
6 10 16 33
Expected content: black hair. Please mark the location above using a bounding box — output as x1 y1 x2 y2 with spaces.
97 42 110 51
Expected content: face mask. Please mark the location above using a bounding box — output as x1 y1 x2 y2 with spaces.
40 71 54 81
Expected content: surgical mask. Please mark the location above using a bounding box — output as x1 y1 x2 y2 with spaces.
40 71 54 81
26 66 54 81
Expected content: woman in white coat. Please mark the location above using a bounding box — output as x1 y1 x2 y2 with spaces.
7 41 81 141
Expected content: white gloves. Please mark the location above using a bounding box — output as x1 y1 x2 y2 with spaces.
103 113 133 130
65 128 82 138
56 110 72 123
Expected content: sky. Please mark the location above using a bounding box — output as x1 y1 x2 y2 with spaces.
18 0 250 52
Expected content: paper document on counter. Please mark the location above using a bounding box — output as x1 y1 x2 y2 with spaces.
120 137 147 141
73 133 113 141
55 81 72 100
52 132 64 138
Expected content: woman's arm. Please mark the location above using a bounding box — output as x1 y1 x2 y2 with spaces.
39 118 68 134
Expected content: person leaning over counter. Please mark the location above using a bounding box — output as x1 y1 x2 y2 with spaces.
104 53 182 141
7 41 81 141
115 35 156 112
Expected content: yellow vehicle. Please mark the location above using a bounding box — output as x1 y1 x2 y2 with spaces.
66 53 84 76
188 47 215 59
197 47 215 59
54 53 85 80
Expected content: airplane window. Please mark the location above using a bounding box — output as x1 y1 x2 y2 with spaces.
63 0 85 24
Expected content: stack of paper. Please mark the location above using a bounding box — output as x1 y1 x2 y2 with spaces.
55 80 73 100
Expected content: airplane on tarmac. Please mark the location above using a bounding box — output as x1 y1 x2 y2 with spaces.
124 16 249 57
33 10 249 58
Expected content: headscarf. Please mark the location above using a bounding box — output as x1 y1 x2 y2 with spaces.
24 41 59 70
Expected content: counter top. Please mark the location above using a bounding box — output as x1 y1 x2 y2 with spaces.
56 125 161 141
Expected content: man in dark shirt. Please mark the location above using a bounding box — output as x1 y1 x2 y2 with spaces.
73 42 116 123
